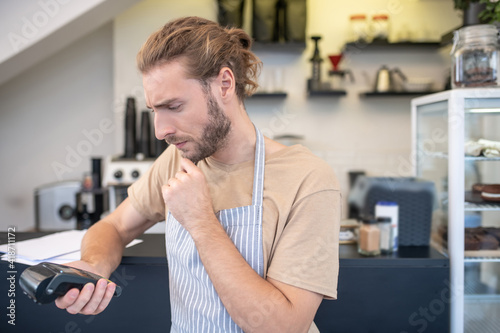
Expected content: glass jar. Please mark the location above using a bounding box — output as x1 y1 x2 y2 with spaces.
371 14 389 41
348 14 369 43
451 24 500 88
358 217 380 256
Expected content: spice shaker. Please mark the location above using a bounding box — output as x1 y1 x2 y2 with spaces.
358 217 380 256
377 217 392 254
375 201 399 252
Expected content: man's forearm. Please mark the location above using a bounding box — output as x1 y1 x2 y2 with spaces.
80 219 126 278
190 216 314 333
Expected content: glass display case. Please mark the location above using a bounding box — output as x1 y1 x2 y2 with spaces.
412 89 500 333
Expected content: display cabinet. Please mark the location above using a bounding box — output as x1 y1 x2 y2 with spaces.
412 89 500 333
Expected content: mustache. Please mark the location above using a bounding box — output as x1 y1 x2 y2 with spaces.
165 135 191 145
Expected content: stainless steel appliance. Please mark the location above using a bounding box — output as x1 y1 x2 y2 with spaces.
34 181 81 231
103 156 154 211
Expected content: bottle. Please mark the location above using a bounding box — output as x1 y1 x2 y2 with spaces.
358 217 380 256
451 24 500 88
375 201 399 252
124 97 137 158
139 110 152 158
77 204 92 230
377 217 392 254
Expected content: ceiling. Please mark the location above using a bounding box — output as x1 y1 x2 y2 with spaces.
0 0 141 87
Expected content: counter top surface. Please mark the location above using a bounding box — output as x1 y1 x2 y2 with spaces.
0 231 448 267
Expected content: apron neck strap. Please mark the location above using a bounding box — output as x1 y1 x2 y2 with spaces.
252 125 265 207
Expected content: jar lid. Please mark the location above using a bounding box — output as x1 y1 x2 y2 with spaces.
376 217 391 223
350 14 367 20
457 24 499 40
372 14 389 20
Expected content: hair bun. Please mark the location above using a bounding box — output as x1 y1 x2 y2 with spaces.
228 28 251 50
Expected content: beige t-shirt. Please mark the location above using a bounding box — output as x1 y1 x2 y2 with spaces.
128 143 341 327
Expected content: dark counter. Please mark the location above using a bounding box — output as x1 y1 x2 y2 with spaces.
0 232 449 332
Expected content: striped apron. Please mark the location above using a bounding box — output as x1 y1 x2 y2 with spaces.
165 126 265 333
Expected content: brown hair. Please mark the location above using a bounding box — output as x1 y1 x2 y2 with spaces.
137 16 261 101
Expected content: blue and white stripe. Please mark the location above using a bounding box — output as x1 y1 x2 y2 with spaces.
166 126 265 332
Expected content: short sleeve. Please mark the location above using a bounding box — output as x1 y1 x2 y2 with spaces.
266 189 341 300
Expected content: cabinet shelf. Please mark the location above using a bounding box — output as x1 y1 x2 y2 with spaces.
432 241 500 262
464 255 500 262
422 151 500 161
464 201 500 211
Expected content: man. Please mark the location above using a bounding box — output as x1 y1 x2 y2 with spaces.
56 16 341 333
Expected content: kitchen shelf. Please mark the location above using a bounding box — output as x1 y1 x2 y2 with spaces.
361 91 440 97
432 239 500 262
464 255 500 263
343 40 441 52
308 89 347 97
464 201 500 211
250 92 288 98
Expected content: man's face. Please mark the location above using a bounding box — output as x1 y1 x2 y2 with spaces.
143 60 231 164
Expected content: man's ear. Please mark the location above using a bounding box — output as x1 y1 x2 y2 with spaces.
218 67 235 100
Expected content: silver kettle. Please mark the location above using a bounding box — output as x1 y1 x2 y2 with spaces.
374 65 407 92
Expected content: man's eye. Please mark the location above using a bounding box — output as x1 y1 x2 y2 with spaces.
169 104 181 111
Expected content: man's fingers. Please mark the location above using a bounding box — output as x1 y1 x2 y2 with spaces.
79 279 108 315
55 288 79 309
94 283 117 314
55 280 115 315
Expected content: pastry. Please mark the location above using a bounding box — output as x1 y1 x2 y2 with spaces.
484 227 500 242
472 183 488 193
480 184 500 202
464 233 480 250
479 234 499 250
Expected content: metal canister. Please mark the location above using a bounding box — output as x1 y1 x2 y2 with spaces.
375 201 399 252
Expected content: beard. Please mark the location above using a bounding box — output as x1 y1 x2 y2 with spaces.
166 89 231 164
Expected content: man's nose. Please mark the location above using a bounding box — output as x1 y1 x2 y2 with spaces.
154 113 176 140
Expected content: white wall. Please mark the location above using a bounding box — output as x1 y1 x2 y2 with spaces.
0 0 462 230
113 0 462 214
0 23 114 231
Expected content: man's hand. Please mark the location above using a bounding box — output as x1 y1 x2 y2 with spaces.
162 158 215 231
54 260 117 315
